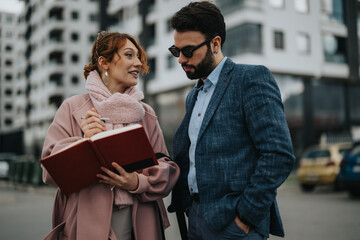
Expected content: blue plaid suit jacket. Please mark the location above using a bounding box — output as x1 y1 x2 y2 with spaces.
171 58 295 237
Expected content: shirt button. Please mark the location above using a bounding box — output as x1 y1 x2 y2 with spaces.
198 113 201 117
204 89 208 93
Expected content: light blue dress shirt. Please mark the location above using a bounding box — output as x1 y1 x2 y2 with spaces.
188 57 227 194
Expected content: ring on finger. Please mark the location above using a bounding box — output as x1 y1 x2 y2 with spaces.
88 123 92 129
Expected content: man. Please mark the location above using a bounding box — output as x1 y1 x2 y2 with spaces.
168 1 295 240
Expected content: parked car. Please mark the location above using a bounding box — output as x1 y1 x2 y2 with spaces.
339 142 360 197
0 153 16 179
297 142 353 192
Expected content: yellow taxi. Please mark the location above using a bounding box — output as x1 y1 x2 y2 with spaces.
297 142 353 192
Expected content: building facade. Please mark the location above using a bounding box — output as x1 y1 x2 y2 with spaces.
0 11 21 153
108 0 360 158
1 0 359 160
7 0 99 157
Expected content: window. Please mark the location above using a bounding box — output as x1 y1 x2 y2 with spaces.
148 24 156 46
5 103 13 111
167 54 176 69
5 89 13 96
349 84 360 122
5 74 12 81
274 31 285 49
166 19 172 33
223 23 262 56
89 34 96 43
322 0 344 23
89 13 98 22
71 32 79 41
5 118 13 126
5 60 13 66
71 54 79 63
5 45 12 52
217 0 245 15
297 33 310 54
71 11 79 20
313 81 345 127
148 57 156 80
270 0 285 9
71 75 79 85
6 15 13 23
323 34 346 63
49 73 63 86
294 0 309 13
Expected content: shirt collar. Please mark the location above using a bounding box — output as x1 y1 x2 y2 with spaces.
196 57 227 89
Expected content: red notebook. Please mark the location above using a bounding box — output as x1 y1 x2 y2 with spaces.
40 124 158 196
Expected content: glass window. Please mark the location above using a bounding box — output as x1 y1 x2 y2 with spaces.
223 23 262 56
166 19 172 33
274 31 285 49
71 11 79 20
71 54 79 63
216 0 245 15
322 0 344 23
5 74 12 81
89 13 98 22
148 57 156 80
273 74 304 127
167 54 176 69
294 0 309 13
270 0 285 9
6 15 13 23
71 32 79 41
323 34 346 63
5 45 12 52
348 84 360 122
313 81 345 127
297 33 310 54
71 75 79 85
5 60 13 66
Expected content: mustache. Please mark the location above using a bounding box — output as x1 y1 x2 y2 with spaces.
182 64 195 68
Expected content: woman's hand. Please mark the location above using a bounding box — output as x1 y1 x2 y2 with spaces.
97 162 139 191
80 108 106 138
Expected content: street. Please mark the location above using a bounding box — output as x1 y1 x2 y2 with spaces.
1 178 360 240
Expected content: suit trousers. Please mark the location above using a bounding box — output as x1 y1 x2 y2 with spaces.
188 201 267 240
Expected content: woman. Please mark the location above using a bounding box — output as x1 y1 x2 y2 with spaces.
41 31 180 240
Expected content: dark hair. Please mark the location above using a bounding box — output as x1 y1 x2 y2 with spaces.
170 1 226 46
83 32 149 79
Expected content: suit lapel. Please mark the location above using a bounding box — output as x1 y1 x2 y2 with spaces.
197 59 235 142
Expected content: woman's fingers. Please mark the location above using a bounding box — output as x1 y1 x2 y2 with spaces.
97 164 139 191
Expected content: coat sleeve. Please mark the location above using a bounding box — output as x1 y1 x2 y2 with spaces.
129 108 180 202
236 65 295 226
41 100 83 186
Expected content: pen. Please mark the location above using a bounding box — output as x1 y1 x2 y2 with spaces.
81 116 110 122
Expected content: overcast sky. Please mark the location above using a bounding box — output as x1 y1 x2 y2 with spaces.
0 0 24 14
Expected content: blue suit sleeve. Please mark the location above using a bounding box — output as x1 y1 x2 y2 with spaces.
236 65 296 226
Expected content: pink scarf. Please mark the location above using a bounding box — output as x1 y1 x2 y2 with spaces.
85 70 145 130
85 70 146 207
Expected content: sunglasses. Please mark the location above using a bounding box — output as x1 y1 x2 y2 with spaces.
168 38 213 58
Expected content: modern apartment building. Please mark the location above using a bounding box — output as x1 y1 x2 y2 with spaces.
2 0 359 159
8 0 99 157
0 11 19 153
108 0 360 157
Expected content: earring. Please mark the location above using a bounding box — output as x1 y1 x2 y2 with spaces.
103 71 109 85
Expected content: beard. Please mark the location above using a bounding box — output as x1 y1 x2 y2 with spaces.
182 47 215 80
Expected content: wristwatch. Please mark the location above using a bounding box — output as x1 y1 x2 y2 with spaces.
239 214 251 226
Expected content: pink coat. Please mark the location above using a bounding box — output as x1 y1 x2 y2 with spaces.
41 94 180 240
